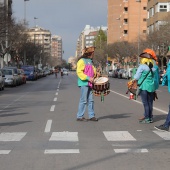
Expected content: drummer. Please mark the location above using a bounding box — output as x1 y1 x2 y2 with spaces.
76 46 98 122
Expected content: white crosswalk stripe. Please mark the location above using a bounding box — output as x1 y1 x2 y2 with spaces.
49 131 78 141
0 132 27 141
153 130 170 140
45 131 79 154
103 131 136 141
0 132 27 155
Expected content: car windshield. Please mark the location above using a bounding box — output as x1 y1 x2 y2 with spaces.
3 69 12 75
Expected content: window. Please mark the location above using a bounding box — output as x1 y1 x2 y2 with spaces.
124 7 128 12
124 19 128 24
159 5 167 12
158 3 168 12
143 18 147 22
149 7 154 17
143 30 147 33
124 30 128 35
143 7 147 10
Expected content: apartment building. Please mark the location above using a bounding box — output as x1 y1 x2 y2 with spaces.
76 25 107 58
51 35 63 61
107 0 147 44
147 0 170 33
27 26 51 54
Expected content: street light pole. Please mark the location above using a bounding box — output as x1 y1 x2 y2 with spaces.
24 0 29 26
34 17 38 27
136 0 141 66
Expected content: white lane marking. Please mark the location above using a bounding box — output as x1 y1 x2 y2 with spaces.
0 132 27 141
45 120 52 133
137 130 142 131
50 105 55 111
55 92 58 95
53 97 57 101
49 132 78 142
44 149 80 154
0 150 11 154
153 130 170 140
103 131 136 141
110 90 168 114
114 149 148 153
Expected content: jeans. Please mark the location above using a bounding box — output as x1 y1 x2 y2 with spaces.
140 90 153 119
77 86 95 119
164 104 170 128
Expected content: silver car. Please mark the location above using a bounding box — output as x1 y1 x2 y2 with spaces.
0 70 5 90
2 68 17 87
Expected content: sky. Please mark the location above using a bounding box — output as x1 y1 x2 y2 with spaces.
12 0 108 61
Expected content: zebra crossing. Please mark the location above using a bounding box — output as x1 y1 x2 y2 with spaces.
0 130 170 155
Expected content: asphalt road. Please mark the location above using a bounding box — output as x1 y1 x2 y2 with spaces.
0 72 170 170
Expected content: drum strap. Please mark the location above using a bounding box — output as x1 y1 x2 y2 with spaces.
101 92 104 102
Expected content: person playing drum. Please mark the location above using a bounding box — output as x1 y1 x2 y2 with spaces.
76 46 98 121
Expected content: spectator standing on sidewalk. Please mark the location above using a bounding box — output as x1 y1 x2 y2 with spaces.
154 60 170 131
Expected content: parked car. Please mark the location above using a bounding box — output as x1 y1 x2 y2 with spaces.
108 70 113 77
122 70 129 79
21 65 37 81
18 69 26 84
0 70 5 90
159 70 164 84
117 69 125 79
63 69 69 75
2 68 17 87
122 68 133 79
112 69 120 78
3 66 21 85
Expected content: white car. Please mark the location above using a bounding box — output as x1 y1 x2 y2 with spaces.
2 68 17 87
63 69 68 75
0 70 5 90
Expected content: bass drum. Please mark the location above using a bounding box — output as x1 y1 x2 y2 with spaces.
93 76 110 96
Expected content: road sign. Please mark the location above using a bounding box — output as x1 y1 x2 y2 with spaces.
4 53 11 63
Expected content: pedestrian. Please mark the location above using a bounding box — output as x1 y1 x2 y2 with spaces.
54 68 58 78
76 46 98 121
133 48 159 123
60 68 63 77
154 59 170 131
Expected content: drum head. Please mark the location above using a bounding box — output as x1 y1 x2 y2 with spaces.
94 77 108 84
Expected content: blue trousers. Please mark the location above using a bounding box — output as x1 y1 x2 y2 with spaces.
164 104 170 128
77 86 95 119
140 90 154 119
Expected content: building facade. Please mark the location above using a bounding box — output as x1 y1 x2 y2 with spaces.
27 26 51 54
107 0 148 44
76 25 107 58
147 0 170 33
51 35 63 61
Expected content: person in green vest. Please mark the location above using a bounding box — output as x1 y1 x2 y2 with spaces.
133 49 159 123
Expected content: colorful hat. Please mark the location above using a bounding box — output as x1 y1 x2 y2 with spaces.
139 48 157 61
82 46 96 54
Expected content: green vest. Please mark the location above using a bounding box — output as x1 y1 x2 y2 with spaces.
138 70 155 92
